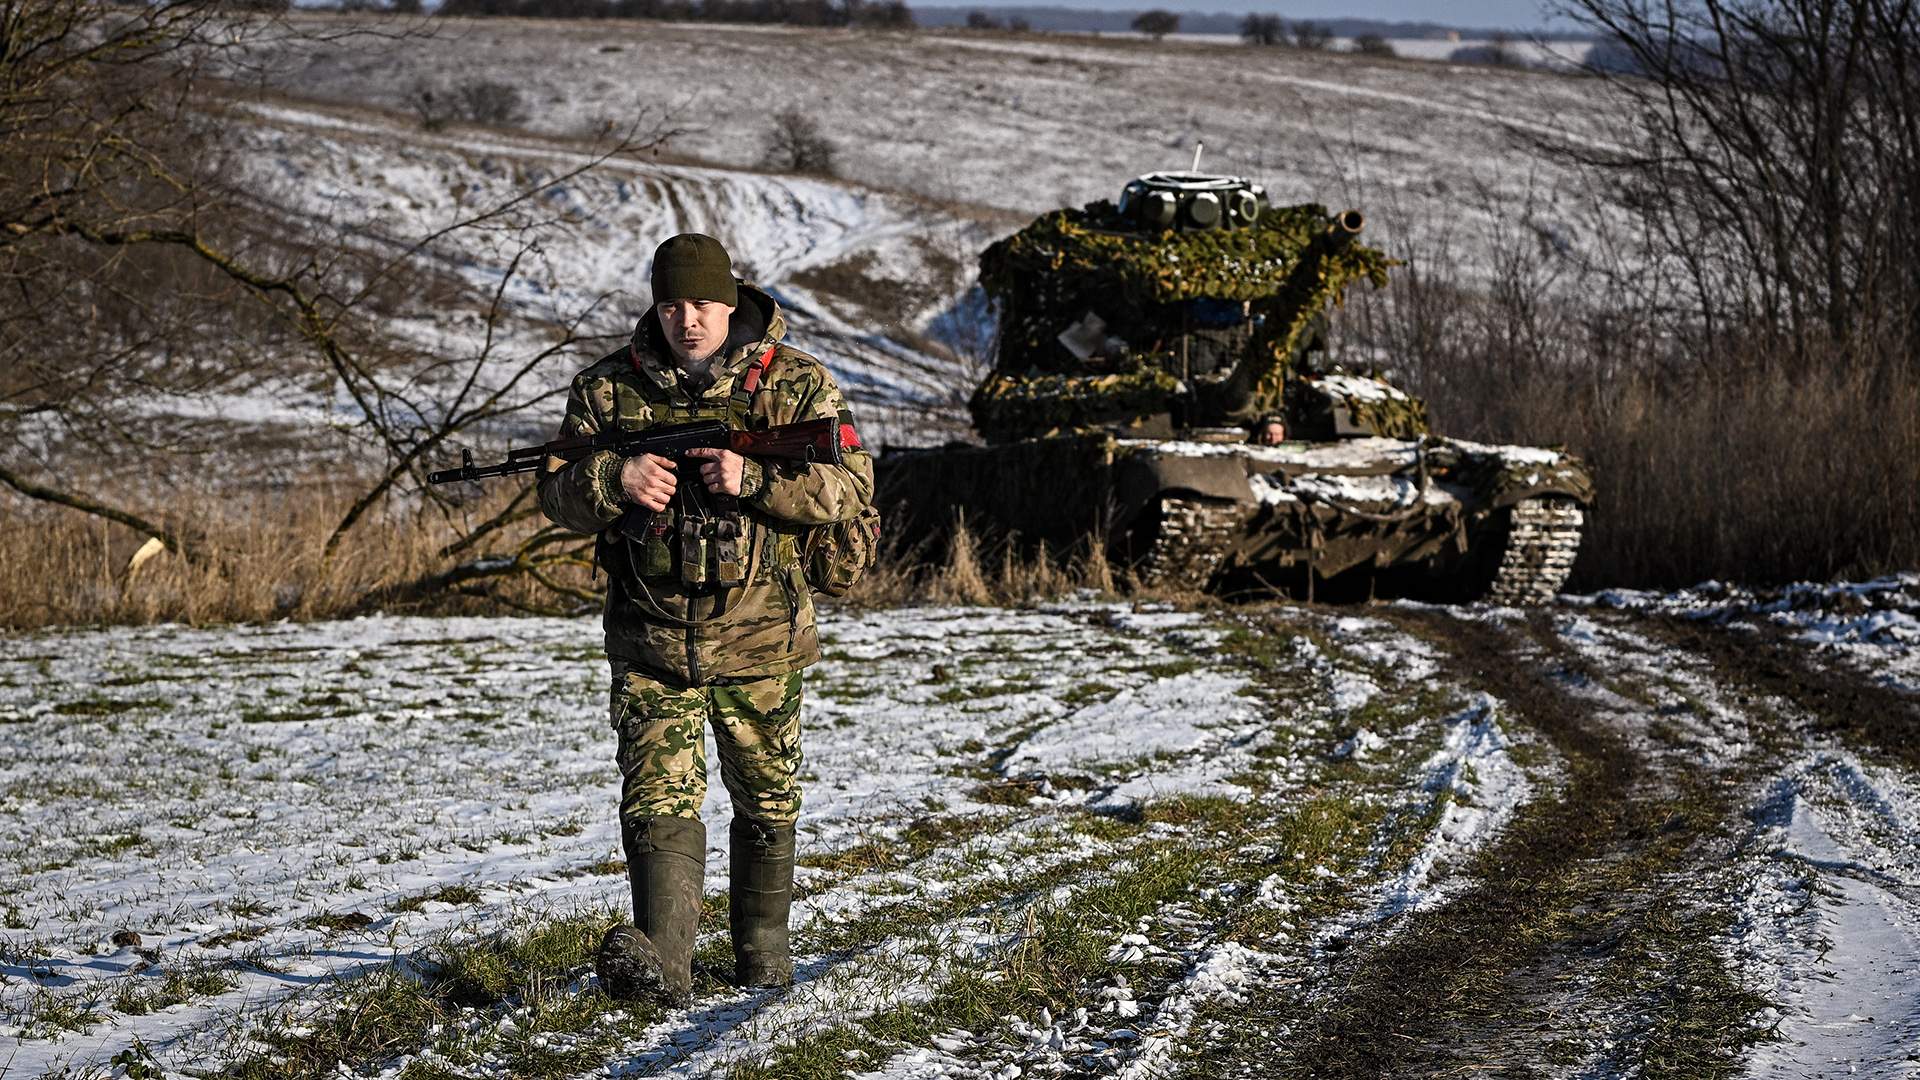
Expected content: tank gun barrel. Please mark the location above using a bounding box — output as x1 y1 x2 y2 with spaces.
1328 209 1366 244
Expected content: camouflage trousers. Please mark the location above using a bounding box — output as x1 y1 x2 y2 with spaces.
609 662 805 828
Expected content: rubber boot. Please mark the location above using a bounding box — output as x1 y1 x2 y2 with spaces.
729 816 795 987
598 815 706 1005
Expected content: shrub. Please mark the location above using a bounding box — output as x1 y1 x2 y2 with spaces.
1131 9 1178 39
1449 35 1526 68
762 108 838 176
1352 33 1395 57
1290 20 1331 50
1240 13 1282 46
453 78 528 126
406 79 450 130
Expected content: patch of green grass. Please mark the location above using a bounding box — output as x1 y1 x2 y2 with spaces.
1138 658 1202 680
1059 681 1118 709
80 832 146 859
111 964 240 1016
736 837 1211 1080
392 884 484 913
225 895 274 919
53 698 159 717
225 909 645 1080
302 910 376 933
20 983 107 1036
100 673 188 687
197 925 268 950
238 707 329 725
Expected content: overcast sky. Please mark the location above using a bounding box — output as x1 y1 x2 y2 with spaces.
971 0 1572 30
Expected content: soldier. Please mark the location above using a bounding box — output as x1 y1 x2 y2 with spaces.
537 233 873 1005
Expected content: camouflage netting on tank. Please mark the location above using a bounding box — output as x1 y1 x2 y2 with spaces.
969 367 1183 438
1289 375 1432 439
973 201 1394 439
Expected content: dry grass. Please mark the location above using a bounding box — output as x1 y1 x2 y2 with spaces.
843 518 1127 609
0 482 1117 629
0 479 590 629
1470 358 1920 590
1349 225 1920 592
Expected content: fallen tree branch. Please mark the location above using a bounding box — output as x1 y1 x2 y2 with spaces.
0 461 188 558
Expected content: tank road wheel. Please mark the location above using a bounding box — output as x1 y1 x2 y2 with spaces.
1476 496 1585 606
1130 497 1245 591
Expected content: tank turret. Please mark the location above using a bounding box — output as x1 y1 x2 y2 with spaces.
969 171 1418 444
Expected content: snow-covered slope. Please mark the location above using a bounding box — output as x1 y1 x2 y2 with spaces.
237 15 1623 272
219 98 987 451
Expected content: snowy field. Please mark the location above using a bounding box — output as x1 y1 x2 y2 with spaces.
4 579 1918 1077
241 16 1620 253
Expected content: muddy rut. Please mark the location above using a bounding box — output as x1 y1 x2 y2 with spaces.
1187 598 1920 1080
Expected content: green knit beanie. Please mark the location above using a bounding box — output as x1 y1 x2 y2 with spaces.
650 233 738 307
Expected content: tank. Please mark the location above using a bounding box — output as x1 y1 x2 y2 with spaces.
878 169 1595 604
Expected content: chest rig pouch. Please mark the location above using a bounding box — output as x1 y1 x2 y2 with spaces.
616 347 784 596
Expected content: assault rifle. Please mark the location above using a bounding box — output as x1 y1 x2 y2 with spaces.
426 417 844 485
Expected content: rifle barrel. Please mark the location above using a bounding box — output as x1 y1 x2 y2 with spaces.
429 417 839 486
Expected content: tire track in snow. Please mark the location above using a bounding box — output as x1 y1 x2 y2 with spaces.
1200 607 1765 1078
1598 610 1920 1077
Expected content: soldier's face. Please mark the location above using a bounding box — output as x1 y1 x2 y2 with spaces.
657 299 734 364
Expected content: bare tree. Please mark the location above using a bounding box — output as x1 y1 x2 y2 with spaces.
763 109 839 176
1241 13 1283 46
1352 32 1395 57
0 0 681 612
1131 9 1178 40
1555 0 1920 358
1290 19 1332 50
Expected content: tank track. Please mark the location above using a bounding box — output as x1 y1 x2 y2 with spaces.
1481 496 1584 605
1135 498 1246 590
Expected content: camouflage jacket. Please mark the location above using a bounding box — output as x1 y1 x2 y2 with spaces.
537 285 874 685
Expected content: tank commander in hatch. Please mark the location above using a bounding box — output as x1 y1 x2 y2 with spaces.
1251 415 1286 446
536 232 874 1006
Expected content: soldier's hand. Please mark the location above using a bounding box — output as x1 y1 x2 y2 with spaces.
620 454 678 511
684 447 744 496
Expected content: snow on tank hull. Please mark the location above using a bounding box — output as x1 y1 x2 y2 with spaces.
877 432 1594 604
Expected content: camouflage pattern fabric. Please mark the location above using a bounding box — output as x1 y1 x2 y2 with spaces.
971 201 1396 437
537 283 875 685
611 662 805 827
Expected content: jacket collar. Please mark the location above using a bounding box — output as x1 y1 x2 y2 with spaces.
629 283 786 400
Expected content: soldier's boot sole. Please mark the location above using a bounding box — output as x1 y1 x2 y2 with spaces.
621 815 707 1004
730 816 795 988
